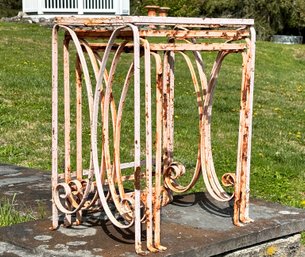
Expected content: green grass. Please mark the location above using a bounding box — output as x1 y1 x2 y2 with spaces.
0 22 52 169
0 21 305 212
0 195 35 226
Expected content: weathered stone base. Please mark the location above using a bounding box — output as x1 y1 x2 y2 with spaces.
220 234 302 257
1 164 305 257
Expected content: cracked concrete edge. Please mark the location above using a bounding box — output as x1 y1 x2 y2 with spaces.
0 241 103 257
219 234 302 257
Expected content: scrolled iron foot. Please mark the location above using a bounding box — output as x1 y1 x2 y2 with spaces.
49 225 58 231
136 249 149 256
234 215 253 226
147 245 159 253
233 221 245 227
240 217 254 224
156 245 167 251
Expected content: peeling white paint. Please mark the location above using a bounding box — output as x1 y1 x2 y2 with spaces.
34 235 53 241
279 211 299 215
67 241 87 246
58 225 97 237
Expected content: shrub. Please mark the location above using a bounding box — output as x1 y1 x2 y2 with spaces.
0 0 21 18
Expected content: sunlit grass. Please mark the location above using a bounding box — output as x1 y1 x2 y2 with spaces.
0 195 35 227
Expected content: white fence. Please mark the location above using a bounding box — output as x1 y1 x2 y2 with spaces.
22 0 130 15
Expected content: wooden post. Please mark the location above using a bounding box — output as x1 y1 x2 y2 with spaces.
159 7 170 17
37 0 44 15
116 0 130 15
122 0 130 15
78 0 84 14
144 6 160 29
145 5 160 17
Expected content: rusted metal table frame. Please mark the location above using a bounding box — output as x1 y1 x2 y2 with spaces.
51 16 256 254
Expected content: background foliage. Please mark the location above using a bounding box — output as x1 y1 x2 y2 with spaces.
130 0 203 17
131 0 305 40
0 0 22 18
1 0 305 39
200 0 305 40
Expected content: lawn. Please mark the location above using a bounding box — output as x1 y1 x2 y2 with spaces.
0 21 305 214
0 195 35 226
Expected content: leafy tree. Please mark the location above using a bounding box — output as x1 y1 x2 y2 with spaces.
201 0 305 40
0 0 21 10
3 0 305 40
0 0 22 18
130 0 203 17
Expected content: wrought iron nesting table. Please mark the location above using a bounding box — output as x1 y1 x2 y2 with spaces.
51 16 256 254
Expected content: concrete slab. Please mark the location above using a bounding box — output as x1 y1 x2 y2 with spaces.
1 164 305 256
0 164 51 217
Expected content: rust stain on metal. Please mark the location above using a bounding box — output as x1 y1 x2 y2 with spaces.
51 16 256 254
134 166 141 190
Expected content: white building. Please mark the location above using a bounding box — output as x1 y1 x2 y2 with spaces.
22 0 130 18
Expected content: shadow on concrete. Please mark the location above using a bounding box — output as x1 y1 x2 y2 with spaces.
172 192 233 218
